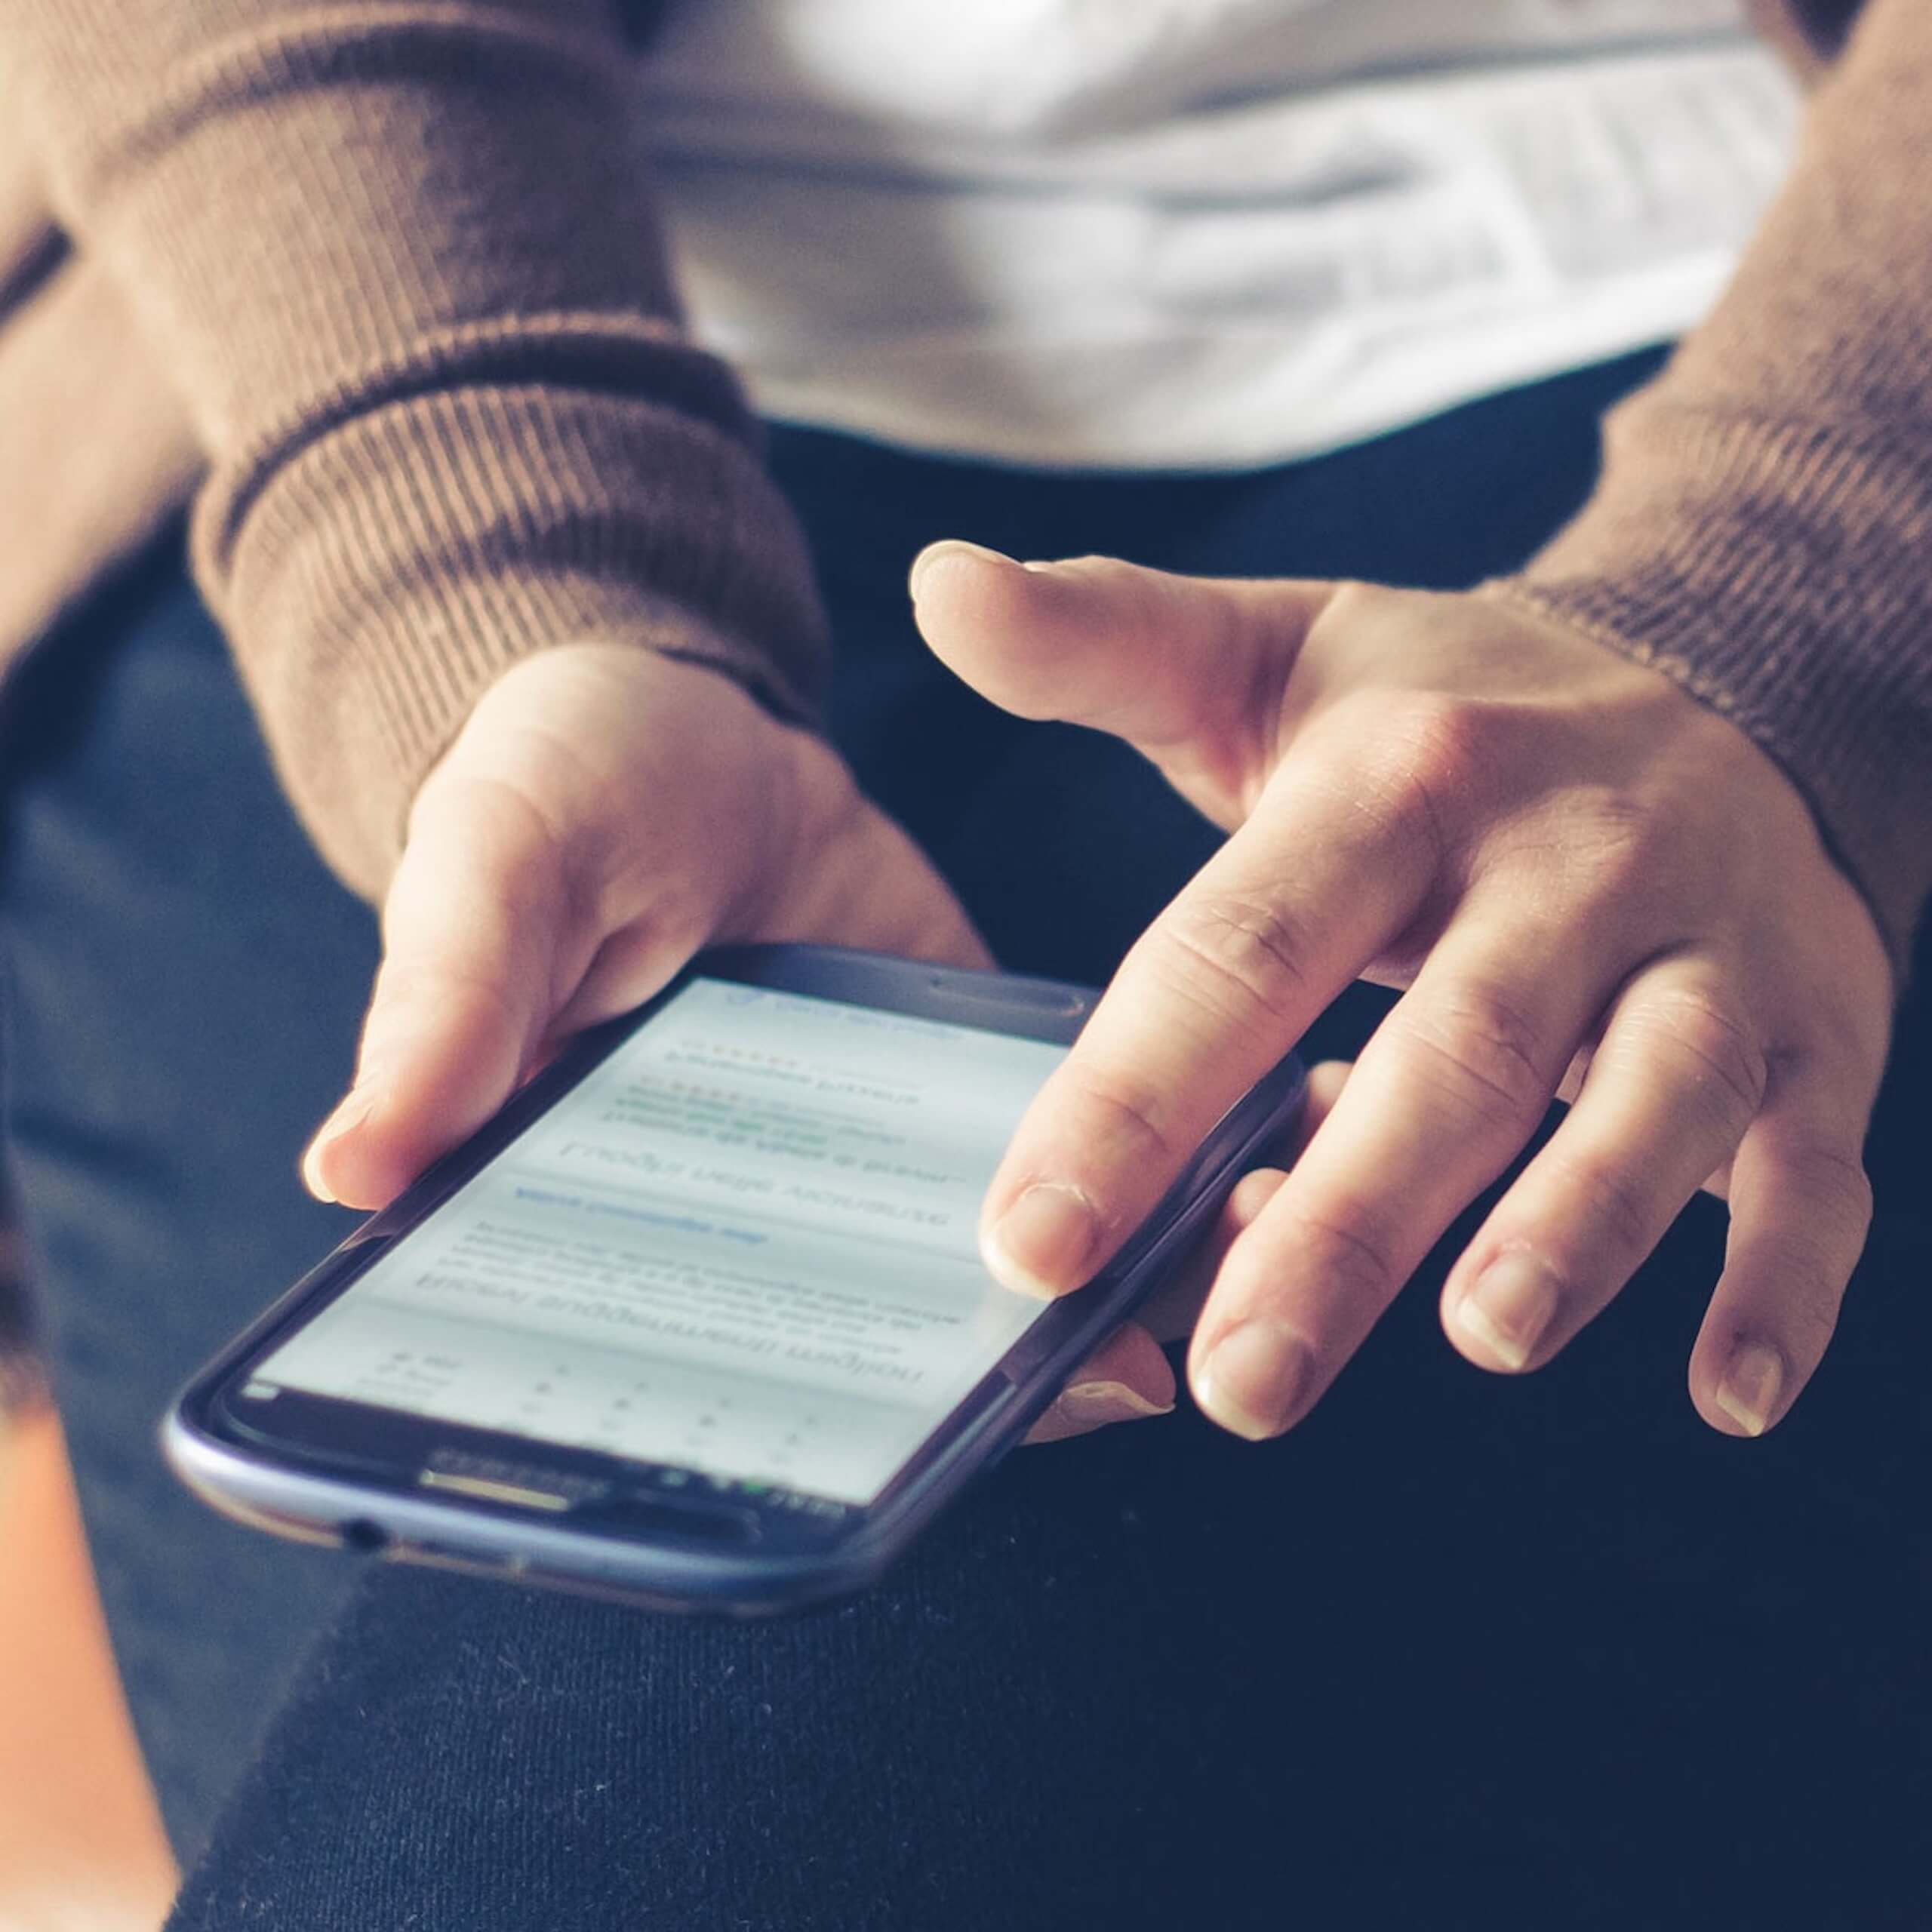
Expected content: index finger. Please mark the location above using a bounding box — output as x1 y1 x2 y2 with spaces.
979 746 1438 1297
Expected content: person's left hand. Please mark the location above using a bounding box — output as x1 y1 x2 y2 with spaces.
301 644 989 1212
916 543 1894 1448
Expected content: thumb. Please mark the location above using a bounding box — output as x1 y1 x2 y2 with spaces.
302 772 605 1211
909 540 1331 763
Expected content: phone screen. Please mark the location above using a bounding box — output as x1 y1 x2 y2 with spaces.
244 978 1069 1505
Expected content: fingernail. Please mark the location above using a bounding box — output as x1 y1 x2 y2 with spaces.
1454 1252 1561 1371
1195 1320 1312 1441
908 539 1017 599
985 1183 1100 1298
301 1086 379 1202
1715 1340 1786 1437
1054 1380 1174 1433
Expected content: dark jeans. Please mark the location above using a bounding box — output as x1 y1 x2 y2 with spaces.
6 351 1930 1927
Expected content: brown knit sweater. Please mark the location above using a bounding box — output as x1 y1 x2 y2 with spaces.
2 1 1928 976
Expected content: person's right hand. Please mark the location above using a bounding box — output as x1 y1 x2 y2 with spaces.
914 546 1894 1444
300 642 988 1211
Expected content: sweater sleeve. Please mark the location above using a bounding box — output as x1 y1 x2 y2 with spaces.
5 1 828 899
1492 0 1932 980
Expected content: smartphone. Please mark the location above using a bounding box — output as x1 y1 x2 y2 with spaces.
166 945 1306 1615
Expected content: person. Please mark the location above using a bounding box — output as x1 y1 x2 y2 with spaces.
0 0 1927 1920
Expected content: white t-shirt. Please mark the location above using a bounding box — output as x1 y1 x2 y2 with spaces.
638 0 1798 469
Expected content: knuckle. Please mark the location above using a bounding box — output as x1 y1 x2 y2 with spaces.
1058 1062 1180 1178
1394 691 1493 778
392 779 577 931
1541 1146 1661 1262
1389 692 1496 795
1635 985 1769 1130
1384 980 1553 1135
1780 1137 1874 1243
409 765 560 865
1335 693 1499 872
1156 891 1317 1034
369 956 525 1035
1062 555 1227 645
1282 1193 1401 1315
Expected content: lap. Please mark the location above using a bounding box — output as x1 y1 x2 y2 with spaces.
170 1244 1932 1930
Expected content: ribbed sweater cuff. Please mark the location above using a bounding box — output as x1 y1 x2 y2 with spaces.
206 384 829 900
1488 401 1932 983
